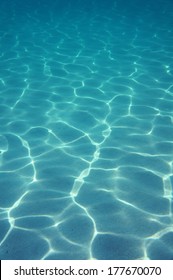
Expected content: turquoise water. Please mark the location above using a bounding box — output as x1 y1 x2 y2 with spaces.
0 0 173 260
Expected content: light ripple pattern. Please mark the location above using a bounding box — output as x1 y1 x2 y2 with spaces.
0 0 173 260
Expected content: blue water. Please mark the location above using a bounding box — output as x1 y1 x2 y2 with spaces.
0 0 173 260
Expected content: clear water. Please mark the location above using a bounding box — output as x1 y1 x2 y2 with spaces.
0 0 173 260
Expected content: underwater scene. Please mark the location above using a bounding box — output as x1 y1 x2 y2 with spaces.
0 0 173 260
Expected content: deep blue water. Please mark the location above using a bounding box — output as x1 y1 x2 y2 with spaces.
0 0 173 260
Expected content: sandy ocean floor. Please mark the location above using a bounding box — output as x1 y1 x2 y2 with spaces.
0 0 173 259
